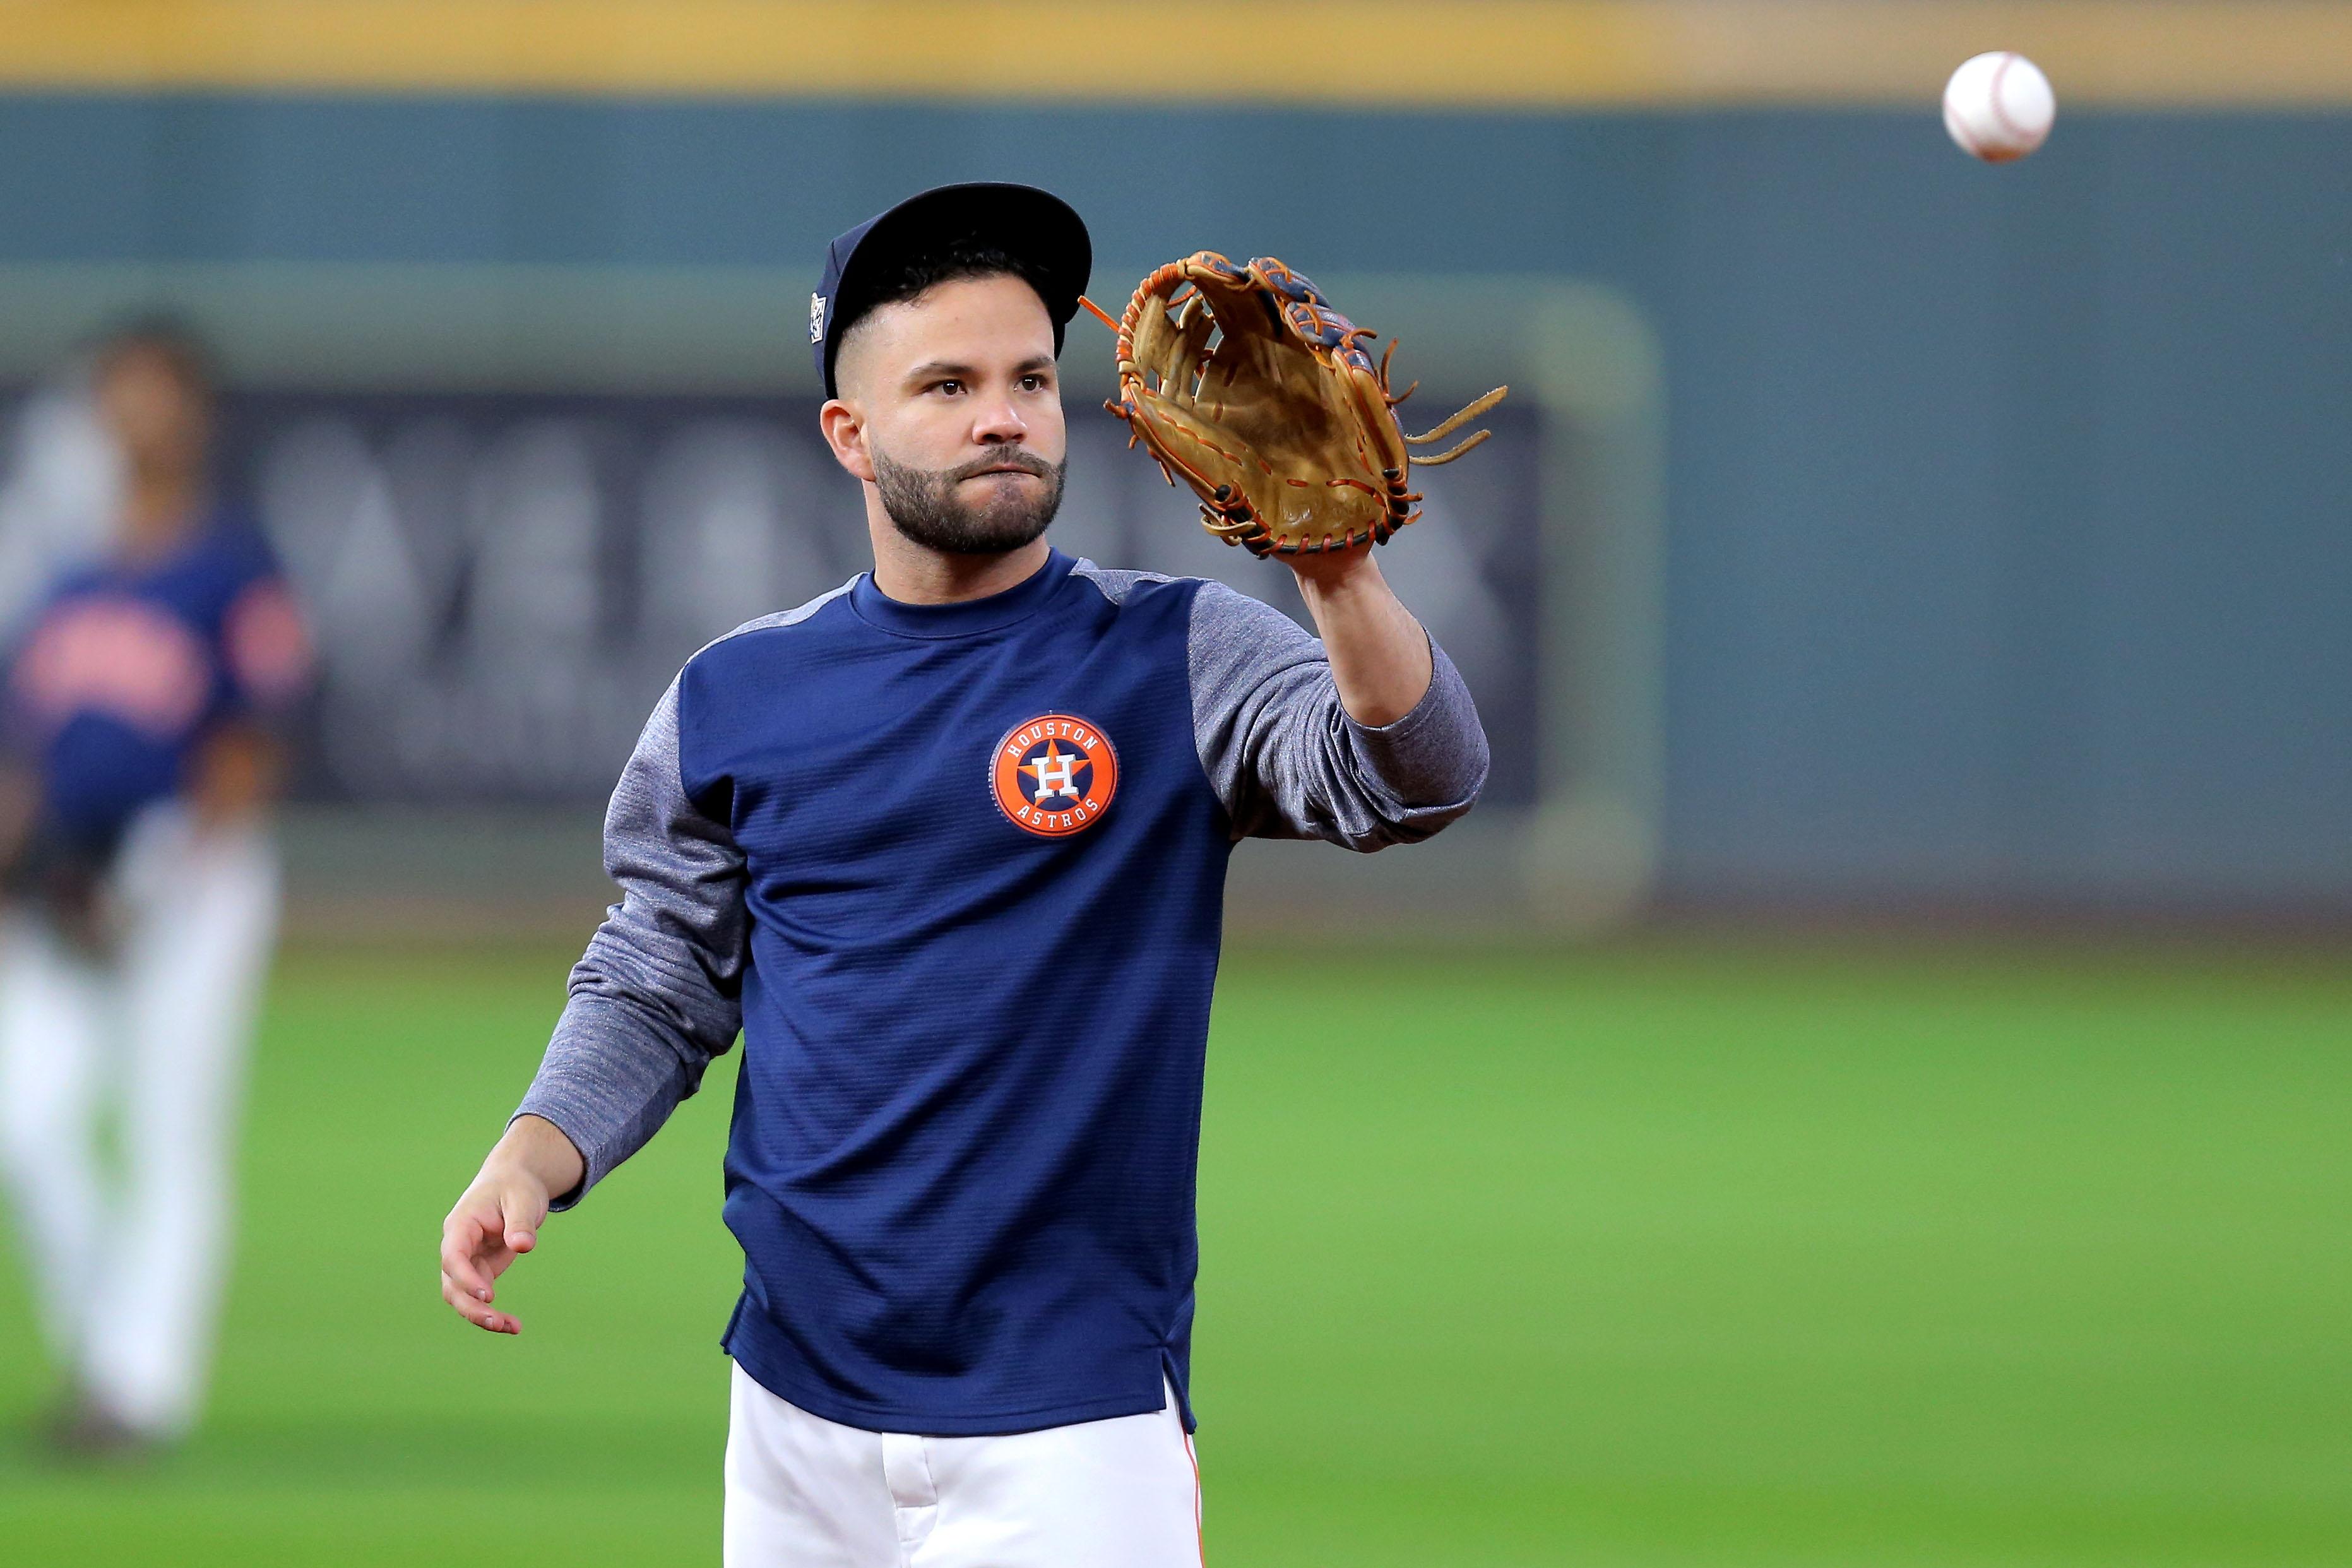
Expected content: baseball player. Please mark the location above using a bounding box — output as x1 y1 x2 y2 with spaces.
0 323 311 1455
438 184 1488 1564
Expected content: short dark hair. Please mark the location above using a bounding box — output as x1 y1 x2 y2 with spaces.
92 315 218 405
835 239 1054 359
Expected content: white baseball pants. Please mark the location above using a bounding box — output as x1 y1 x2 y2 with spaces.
0 806 280 1439
723 1364 1205 1568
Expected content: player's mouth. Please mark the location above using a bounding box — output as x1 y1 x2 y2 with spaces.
955 455 1051 482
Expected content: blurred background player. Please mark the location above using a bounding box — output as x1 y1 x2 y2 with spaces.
0 321 311 1456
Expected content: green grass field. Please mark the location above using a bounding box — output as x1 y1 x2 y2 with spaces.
2 937 2346 1565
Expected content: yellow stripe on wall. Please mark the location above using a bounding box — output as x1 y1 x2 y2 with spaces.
3 1 2351 105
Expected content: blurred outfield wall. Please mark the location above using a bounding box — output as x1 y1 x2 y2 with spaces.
0 1 2346 924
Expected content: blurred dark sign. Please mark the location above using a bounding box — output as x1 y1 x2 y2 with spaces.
215 391 1541 807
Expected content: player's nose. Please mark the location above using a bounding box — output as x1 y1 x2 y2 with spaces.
971 397 1028 444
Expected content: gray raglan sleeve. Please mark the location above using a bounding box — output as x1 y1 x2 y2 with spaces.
513 676 747 1206
1187 579 1490 849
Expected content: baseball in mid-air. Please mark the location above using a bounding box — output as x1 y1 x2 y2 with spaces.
1943 51 2055 162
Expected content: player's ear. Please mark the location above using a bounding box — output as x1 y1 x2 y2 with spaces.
819 398 877 484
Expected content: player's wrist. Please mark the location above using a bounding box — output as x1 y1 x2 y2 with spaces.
492 1114 586 1200
1285 543 1385 603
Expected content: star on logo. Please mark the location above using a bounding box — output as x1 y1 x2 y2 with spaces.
1022 741 1084 804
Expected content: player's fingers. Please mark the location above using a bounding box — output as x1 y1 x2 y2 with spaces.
439 1208 504 1301
442 1271 521 1334
438 1221 491 1298
438 1241 488 1301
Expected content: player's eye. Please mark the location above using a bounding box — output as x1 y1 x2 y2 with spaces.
932 379 963 396
1019 374 1048 393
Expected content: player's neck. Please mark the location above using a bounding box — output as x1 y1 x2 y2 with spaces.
867 532 1052 607
117 472 208 561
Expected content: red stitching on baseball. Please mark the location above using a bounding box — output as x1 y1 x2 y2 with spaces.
1985 52 2026 143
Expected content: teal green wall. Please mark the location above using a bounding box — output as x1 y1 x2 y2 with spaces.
2 96 2344 908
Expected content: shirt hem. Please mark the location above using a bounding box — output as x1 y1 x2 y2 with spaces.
725 1334 1175 1437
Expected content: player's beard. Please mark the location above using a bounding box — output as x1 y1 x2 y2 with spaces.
872 446 1066 556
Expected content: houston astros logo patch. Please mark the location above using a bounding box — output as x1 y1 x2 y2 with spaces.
991 713 1119 838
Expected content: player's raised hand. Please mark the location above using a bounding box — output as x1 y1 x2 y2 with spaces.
438 1114 585 1335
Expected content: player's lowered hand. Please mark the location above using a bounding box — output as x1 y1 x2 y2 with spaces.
438 1114 585 1336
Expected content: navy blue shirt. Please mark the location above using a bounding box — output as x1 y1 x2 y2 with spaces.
522 550 1488 1435
4 513 307 854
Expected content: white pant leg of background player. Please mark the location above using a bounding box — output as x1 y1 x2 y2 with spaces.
0 917 115 1367
723 1365 1202 1568
82 809 281 1437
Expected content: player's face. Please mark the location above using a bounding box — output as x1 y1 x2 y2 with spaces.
97 348 210 480
829 274 1067 556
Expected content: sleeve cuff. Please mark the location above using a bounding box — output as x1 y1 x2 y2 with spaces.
507 1100 597 1213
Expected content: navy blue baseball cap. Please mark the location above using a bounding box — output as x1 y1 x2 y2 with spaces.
811 182 1092 399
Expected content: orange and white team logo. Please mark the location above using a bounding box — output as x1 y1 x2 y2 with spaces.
990 713 1120 838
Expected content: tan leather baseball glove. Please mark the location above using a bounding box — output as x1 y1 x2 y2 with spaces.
1092 252 1505 557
